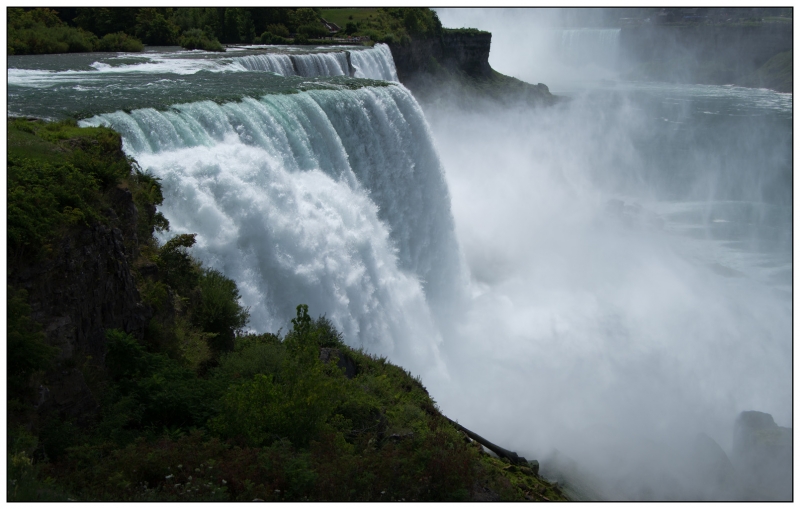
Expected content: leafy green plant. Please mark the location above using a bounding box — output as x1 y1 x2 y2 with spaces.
104 329 221 434
174 317 215 371
156 234 199 295
215 334 285 382
193 268 250 354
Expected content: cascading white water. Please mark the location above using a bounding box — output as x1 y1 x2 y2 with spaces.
350 43 399 81
290 51 350 77
81 83 464 380
232 53 296 75
230 44 398 81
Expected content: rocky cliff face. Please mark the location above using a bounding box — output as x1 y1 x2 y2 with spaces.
10 187 151 421
388 30 493 82
387 30 555 108
732 411 792 501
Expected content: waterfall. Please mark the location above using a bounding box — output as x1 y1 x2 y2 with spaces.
291 51 350 77
231 44 398 81
232 53 296 75
350 43 399 81
81 84 464 376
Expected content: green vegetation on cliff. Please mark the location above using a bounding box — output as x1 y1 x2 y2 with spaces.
740 50 792 93
320 7 443 44
7 119 565 501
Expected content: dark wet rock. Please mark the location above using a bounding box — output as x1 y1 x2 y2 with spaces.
388 432 414 442
732 410 792 501
9 188 150 422
686 432 738 500
471 480 501 502
319 347 358 379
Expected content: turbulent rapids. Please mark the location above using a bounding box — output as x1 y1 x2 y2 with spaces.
81 82 463 376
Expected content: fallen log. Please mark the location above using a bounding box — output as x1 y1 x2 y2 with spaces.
445 416 533 468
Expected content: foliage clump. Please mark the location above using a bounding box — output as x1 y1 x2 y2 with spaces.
8 8 144 54
7 119 148 261
318 7 443 44
179 28 225 52
96 32 144 52
8 7 452 54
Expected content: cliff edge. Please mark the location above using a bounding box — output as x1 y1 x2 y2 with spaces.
387 28 556 107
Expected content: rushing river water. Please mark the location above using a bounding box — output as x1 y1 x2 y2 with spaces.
7 40 792 500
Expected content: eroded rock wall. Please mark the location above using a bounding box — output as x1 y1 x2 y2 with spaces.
10 188 151 420
388 30 493 82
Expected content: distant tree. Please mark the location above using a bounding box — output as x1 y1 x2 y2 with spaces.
236 9 257 43
290 7 319 31
344 21 358 35
298 24 328 39
170 7 221 39
73 7 139 37
265 23 290 38
136 8 180 45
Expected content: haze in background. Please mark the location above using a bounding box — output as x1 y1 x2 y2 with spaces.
426 7 791 501
437 8 623 92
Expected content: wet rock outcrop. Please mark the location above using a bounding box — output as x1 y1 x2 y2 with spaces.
732 411 792 501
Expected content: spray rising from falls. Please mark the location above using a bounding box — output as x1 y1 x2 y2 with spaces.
82 83 463 378
558 28 620 69
231 43 398 81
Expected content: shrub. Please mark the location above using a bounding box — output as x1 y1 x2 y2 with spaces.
211 366 344 447
130 168 169 242
260 32 288 45
297 24 328 39
215 334 285 382
7 156 100 259
179 28 225 52
174 316 215 371
96 32 144 52
156 233 199 295
104 329 220 433
8 25 99 55
265 23 290 38
193 268 250 353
